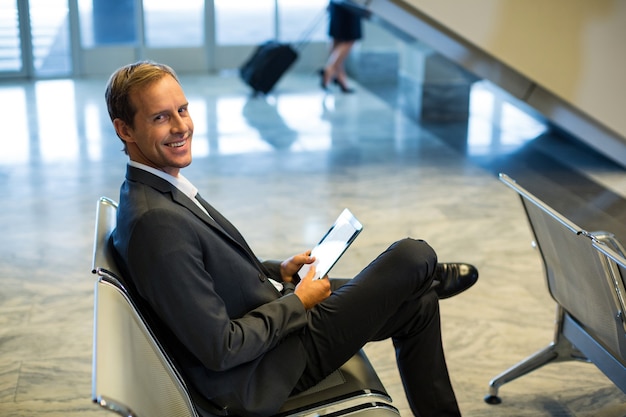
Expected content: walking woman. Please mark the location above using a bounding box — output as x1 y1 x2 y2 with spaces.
319 1 363 93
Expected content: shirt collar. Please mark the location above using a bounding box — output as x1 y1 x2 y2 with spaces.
128 161 198 200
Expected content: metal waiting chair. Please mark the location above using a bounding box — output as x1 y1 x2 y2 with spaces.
485 173 626 404
91 196 399 417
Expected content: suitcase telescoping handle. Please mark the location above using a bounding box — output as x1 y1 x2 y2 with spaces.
292 7 328 52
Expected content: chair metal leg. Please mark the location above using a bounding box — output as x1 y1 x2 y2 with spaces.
484 306 588 404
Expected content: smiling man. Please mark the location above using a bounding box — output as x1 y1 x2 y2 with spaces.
105 60 478 417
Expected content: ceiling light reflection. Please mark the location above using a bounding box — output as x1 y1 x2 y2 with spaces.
1 87 29 165
467 82 547 156
36 80 79 162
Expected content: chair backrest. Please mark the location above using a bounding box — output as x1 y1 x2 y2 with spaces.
591 239 626 342
92 196 121 277
91 196 200 417
499 174 626 363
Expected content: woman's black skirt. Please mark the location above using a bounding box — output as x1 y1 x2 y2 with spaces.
328 2 362 41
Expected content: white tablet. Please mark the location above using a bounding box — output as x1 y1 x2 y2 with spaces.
298 208 363 280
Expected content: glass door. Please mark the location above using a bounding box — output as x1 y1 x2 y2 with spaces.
0 0 72 79
213 0 328 71
0 0 25 77
1 0 329 79
78 0 208 76
142 0 208 72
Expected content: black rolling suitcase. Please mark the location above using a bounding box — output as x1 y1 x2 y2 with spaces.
240 41 298 95
239 9 326 95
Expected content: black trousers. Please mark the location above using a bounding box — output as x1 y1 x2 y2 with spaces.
296 238 461 417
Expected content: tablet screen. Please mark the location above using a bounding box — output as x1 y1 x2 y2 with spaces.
298 209 363 280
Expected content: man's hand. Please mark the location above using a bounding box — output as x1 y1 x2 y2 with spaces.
280 251 315 283
294 266 331 310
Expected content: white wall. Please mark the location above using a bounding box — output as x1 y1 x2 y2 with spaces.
401 0 626 139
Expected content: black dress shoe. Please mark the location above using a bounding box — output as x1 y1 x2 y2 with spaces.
433 263 478 299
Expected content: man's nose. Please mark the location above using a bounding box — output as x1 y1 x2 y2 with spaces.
171 114 189 133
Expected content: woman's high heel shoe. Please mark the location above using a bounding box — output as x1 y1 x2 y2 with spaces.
333 78 355 94
318 69 328 91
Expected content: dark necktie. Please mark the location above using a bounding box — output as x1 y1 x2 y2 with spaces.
195 193 281 291
195 193 251 252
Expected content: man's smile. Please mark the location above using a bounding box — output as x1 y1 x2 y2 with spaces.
166 138 188 148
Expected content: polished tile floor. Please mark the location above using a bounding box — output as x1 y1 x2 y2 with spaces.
1 70 626 416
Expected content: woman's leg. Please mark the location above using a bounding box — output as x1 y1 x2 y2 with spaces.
323 40 355 88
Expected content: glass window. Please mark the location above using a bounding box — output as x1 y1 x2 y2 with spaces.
79 0 138 47
30 0 72 76
215 0 274 45
144 0 204 47
0 0 21 71
278 0 327 43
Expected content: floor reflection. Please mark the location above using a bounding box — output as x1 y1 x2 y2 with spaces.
4 76 551 168
467 81 548 157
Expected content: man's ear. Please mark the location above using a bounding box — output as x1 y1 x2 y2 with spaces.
113 118 134 143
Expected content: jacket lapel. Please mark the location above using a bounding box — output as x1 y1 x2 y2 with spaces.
194 193 250 249
193 193 272 274
125 166 268 273
126 166 230 237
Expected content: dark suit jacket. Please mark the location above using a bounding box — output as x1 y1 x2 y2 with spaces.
112 165 308 417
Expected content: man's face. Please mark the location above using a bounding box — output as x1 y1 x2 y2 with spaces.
115 74 194 177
